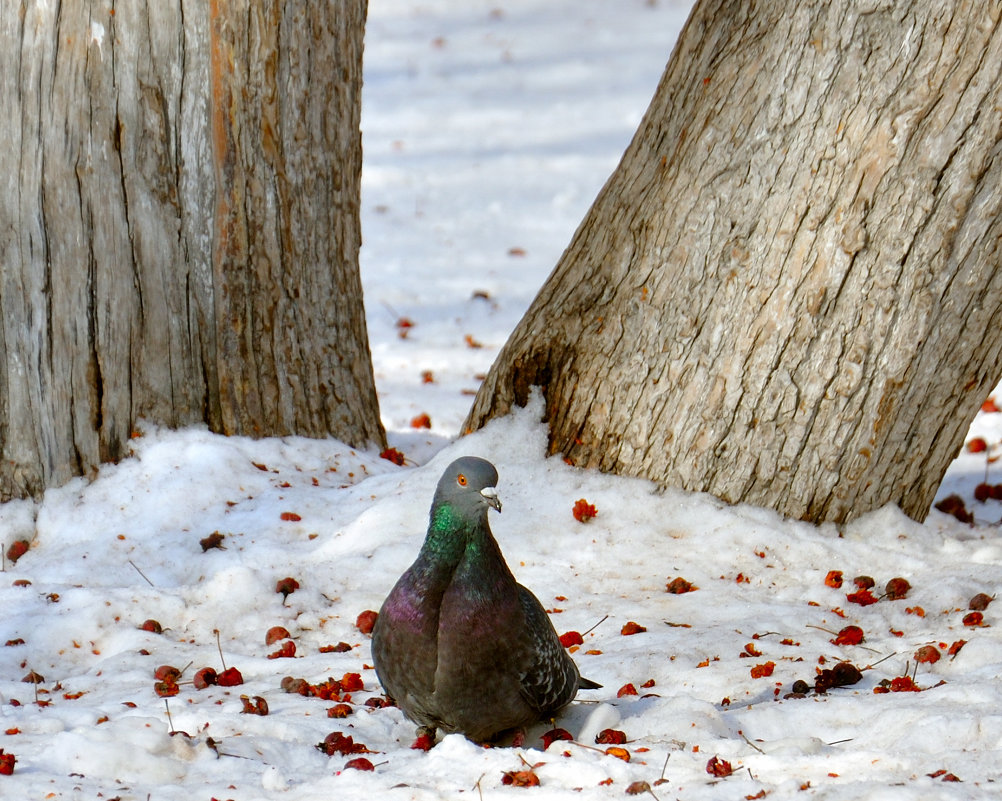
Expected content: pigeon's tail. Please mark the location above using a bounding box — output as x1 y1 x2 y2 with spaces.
578 676 602 690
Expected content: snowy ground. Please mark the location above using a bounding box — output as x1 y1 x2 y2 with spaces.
359 0 693 447
3 1 1002 800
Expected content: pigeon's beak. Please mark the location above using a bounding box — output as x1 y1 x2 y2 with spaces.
480 486 502 512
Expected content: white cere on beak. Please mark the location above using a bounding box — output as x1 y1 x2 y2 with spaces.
480 486 502 512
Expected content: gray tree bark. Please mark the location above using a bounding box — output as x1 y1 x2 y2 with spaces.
465 0 1002 525
1 0 383 501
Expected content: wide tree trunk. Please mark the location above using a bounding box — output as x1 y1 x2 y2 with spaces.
1 0 383 501
465 0 1002 525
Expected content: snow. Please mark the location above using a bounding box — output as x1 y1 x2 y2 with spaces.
89 21 105 53
360 0 690 443
3 1 1002 799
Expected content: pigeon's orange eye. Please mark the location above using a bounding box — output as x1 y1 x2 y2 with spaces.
457 474 467 486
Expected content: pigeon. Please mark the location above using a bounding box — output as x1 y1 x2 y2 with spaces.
371 456 600 743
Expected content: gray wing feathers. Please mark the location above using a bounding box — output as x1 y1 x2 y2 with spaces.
516 584 581 715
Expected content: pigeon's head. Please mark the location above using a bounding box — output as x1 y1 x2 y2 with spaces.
433 456 502 516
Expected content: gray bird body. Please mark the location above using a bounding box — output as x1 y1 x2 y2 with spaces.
371 456 599 742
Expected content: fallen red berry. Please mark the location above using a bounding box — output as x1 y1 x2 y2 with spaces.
339 672 364 692
665 577 697 594
344 757 374 771
356 610 378 634
595 729 628 745
199 532 226 551
934 494 974 524
884 577 911 600
605 746 631 762
706 755 733 777
267 640 296 659
541 727 573 749
559 630 584 648
742 642 762 657
572 498 598 523
266 626 292 646
5 541 29 564
276 577 300 600
888 675 921 692
824 570 843 588
814 661 862 693
318 731 371 756
193 667 217 689
914 645 941 664
846 588 878 606
411 732 435 751
139 619 163 634
831 661 863 686
217 667 244 687
240 695 269 715
365 696 394 709
833 625 864 646
750 661 775 678
154 665 182 682
309 677 343 700
380 447 406 465
319 732 354 756
281 676 311 695
502 769 540 787
154 679 179 697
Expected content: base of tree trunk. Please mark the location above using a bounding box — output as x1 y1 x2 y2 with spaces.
465 0 1002 525
1 0 383 502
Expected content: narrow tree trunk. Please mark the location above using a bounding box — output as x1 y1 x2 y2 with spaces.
1 0 382 501
465 0 1002 524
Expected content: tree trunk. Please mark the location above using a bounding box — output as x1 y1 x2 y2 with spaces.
465 0 1002 525
1 0 383 501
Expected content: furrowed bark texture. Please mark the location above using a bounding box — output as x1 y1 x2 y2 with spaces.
465 0 1002 524
1 0 382 501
